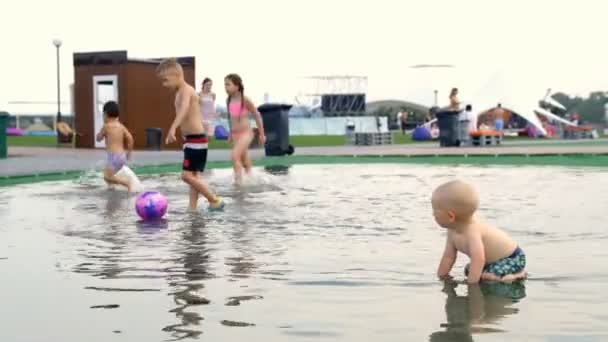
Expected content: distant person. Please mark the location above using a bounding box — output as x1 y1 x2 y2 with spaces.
449 88 461 112
430 123 440 139
398 111 408 134
507 113 517 129
397 111 403 130
463 104 477 132
199 78 218 137
427 106 440 123
459 105 475 145
95 101 134 192
56 121 74 140
225 73 266 184
494 103 505 131
432 180 527 284
571 112 580 126
157 58 224 211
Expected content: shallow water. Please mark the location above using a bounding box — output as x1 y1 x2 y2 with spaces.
1 164 607 342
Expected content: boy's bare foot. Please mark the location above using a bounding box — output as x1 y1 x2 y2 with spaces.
209 196 225 211
501 271 527 283
480 272 502 282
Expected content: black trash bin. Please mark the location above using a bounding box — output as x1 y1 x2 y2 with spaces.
436 110 461 147
258 103 294 156
0 112 8 159
145 128 163 150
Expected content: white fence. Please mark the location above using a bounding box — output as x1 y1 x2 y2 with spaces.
216 116 388 135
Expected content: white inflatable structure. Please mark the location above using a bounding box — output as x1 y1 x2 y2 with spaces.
534 107 576 126
471 70 545 135
404 67 578 136
469 70 579 135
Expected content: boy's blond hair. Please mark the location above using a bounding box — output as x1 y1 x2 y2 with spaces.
432 180 479 221
156 58 183 74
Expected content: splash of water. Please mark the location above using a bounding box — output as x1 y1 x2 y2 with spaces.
237 170 283 193
75 159 144 193
76 159 106 186
116 165 144 192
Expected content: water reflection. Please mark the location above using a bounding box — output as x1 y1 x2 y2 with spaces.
226 197 258 280
164 213 214 341
73 191 130 279
136 219 169 234
103 190 129 218
429 280 526 342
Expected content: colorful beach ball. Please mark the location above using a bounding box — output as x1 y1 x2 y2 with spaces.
135 191 168 220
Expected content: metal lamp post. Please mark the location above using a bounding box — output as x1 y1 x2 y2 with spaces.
52 39 62 124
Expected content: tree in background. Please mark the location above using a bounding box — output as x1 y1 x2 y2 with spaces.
552 91 608 124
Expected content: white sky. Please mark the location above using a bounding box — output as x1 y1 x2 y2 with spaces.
1 0 607 112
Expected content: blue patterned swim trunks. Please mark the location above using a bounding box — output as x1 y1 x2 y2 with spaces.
465 246 526 278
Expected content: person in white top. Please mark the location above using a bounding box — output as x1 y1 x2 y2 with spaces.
199 78 217 137
464 104 477 132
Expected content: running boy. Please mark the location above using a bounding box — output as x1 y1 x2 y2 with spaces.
95 101 134 192
432 180 527 284
156 58 224 210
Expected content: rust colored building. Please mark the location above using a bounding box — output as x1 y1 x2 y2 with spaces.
73 50 195 149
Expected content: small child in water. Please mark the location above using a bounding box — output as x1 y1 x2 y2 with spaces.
96 101 134 192
432 180 526 284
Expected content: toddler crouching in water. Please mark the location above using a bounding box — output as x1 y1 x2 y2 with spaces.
432 180 527 284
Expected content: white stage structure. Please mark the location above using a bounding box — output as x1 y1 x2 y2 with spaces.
470 70 578 135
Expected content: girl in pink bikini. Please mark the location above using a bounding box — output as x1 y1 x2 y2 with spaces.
224 73 266 182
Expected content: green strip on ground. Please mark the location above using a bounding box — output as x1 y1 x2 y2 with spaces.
2 154 608 187
7 134 417 148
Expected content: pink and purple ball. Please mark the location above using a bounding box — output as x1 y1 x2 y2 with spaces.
135 191 168 220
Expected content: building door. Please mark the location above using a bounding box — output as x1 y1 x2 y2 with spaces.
92 75 118 148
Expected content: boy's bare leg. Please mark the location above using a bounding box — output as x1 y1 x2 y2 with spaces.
188 173 200 210
480 272 502 282
104 168 131 191
480 270 527 283
182 171 216 204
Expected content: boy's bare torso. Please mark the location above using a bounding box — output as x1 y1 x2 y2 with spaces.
105 121 126 154
448 222 518 263
494 107 505 121
176 85 204 136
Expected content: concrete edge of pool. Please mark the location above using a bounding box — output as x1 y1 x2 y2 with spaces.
2 153 608 187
